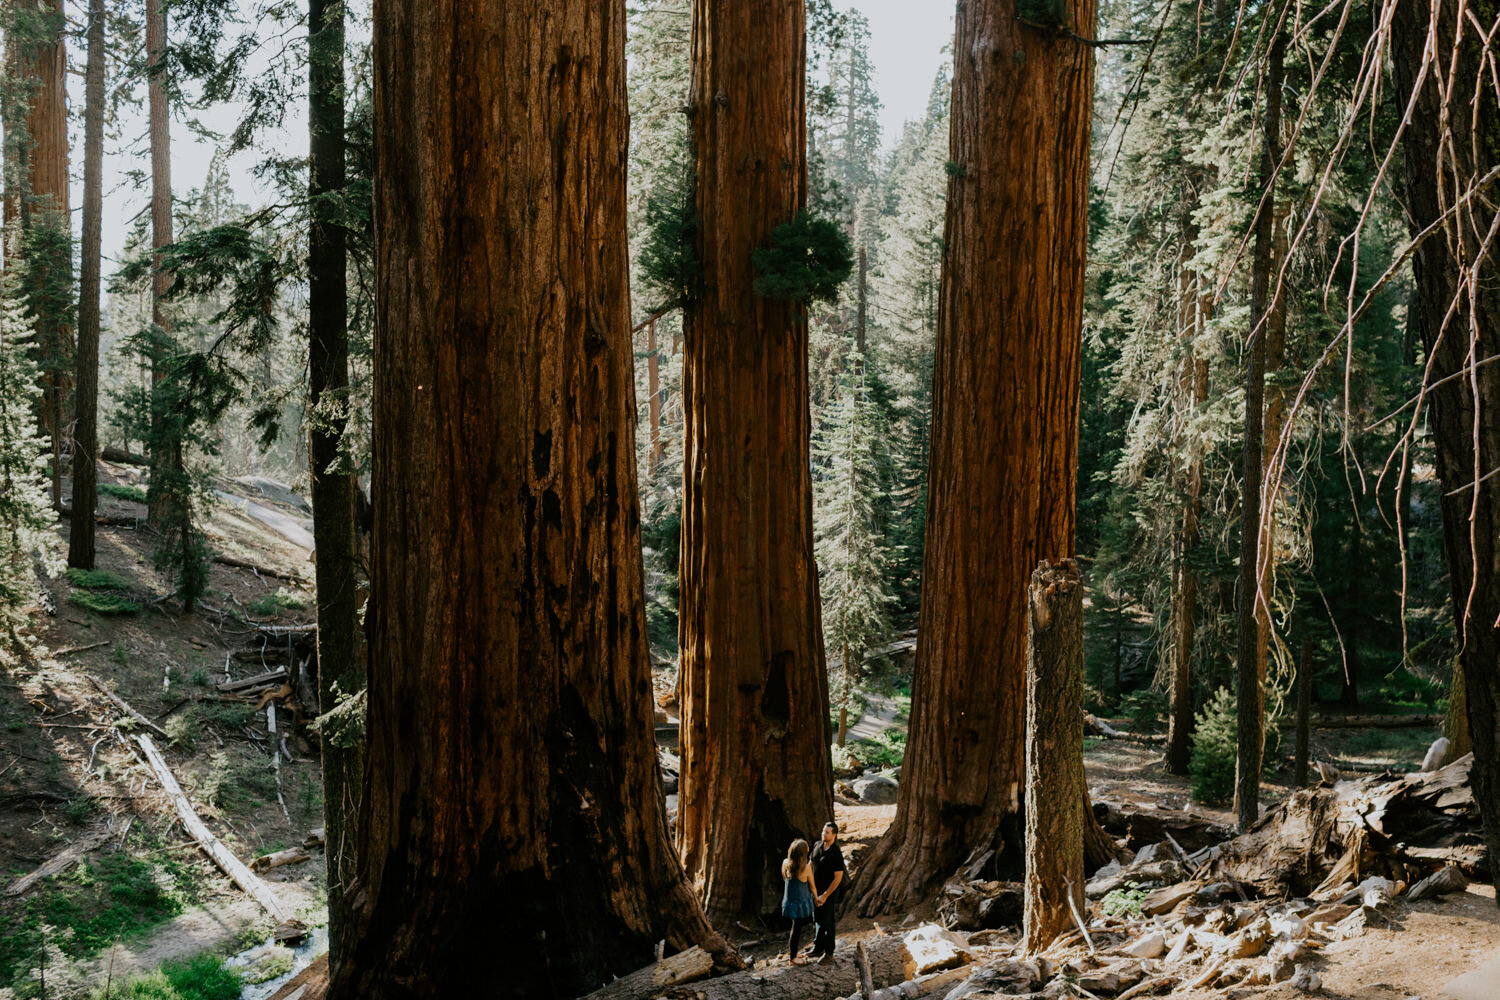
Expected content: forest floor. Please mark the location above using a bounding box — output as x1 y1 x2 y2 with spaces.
0 461 327 996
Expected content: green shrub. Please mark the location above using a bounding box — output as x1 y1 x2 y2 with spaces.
106 954 243 1000
65 567 133 591
249 588 306 616
751 211 854 304
69 591 142 615
1101 882 1146 917
1119 688 1168 732
1189 687 1238 806
848 726 906 770
98 482 149 504
1374 666 1444 710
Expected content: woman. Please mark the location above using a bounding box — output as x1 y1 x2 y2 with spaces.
780 838 820 965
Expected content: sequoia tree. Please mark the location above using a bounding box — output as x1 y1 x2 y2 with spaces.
856 0 1097 914
327 2 732 996
1391 0 1500 903
676 0 835 922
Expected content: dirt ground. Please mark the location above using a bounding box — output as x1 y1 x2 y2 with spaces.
742 740 1498 1000
1 464 328 990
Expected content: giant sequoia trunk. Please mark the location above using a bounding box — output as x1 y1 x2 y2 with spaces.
855 0 1096 916
68 0 105 570
306 0 361 954
1391 0 1500 906
676 0 834 924
16 0 71 510
327 3 731 996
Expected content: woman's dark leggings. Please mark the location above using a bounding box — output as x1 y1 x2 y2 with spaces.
788 916 813 958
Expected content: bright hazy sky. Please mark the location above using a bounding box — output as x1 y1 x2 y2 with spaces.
86 4 953 272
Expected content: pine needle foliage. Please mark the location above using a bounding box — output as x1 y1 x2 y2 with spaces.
0 270 60 638
752 210 854 304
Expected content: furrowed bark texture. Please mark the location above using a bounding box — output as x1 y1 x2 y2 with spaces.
1234 30 1283 834
1023 560 1086 954
678 0 834 924
306 0 361 953
330 3 730 996
1392 0 1500 906
855 0 1095 916
17 0 70 509
68 0 105 570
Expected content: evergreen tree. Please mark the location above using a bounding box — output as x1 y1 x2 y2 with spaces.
815 348 895 745
0 267 60 639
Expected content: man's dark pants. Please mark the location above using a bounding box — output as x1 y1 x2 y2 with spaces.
811 901 837 957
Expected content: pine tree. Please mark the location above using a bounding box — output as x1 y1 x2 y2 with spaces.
0 265 60 638
815 348 894 745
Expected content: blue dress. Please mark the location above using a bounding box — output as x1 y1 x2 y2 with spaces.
782 872 815 919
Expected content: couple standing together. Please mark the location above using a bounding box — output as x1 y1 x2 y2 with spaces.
780 821 847 965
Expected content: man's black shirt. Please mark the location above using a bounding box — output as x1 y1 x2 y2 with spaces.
810 840 846 904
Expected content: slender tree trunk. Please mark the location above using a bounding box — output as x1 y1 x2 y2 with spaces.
307 0 361 956
68 0 105 571
1022 560 1086 955
647 318 663 472
856 245 867 355
1256 205 1288 714
1341 516 1363 706
146 0 176 528
1234 30 1284 833
855 0 1096 915
328 3 733 995
1445 663 1471 763
1166 349 1208 775
1392 0 1500 903
1294 636 1311 787
677 0 834 924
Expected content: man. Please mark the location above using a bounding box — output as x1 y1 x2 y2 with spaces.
808 820 846 964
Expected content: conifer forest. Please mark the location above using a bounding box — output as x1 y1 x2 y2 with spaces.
0 0 1497 997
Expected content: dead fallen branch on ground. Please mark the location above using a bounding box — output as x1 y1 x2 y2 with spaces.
134 734 293 923
86 673 170 740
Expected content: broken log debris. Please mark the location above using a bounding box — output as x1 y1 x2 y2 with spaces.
86 673 170 740
134 735 292 923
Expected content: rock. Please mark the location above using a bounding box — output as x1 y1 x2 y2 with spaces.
1140 881 1200 916
662 774 679 795
1331 904 1387 940
1133 842 1168 865
1338 876 1395 909
1421 736 1450 772
1304 902 1356 926
903 923 971 977
665 794 678 830
1221 916 1273 959
1289 965 1322 992
1080 961 1146 996
1265 938 1307 982
942 958 1042 999
855 774 900 805
1121 932 1165 959
1408 864 1468 901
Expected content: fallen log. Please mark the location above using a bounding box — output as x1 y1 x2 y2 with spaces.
250 846 311 873
135 735 292 923
217 668 288 693
86 673 170 740
213 553 309 583
55 506 141 528
4 826 116 897
267 953 329 1000
586 933 909 1000
101 446 148 466
579 947 714 1000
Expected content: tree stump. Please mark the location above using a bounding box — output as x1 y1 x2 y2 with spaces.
1023 559 1086 954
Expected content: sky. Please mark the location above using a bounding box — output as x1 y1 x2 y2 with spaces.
81 3 953 270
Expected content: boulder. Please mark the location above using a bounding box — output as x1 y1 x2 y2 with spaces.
855 774 900 805
1408 864 1468 901
903 923 971 977
941 958 1042 999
